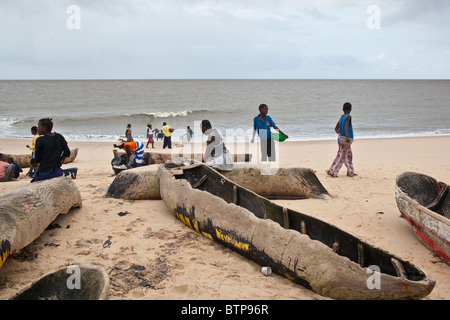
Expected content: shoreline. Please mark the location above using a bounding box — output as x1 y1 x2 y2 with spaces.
2 133 450 144
0 135 449 300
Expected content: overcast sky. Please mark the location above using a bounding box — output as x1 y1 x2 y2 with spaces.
1 0 449 79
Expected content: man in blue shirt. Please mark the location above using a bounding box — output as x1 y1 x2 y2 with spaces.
251 104 288 161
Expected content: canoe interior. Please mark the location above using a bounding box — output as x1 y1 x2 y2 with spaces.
174 165 427 282
397 172 450 219
12 267 108 300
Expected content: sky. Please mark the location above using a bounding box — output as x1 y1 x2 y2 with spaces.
1 0 449 80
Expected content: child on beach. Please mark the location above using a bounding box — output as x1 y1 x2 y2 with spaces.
26 126 39 177
251 104 288 161
327 102 356 177
6 156 22 179
187 126 193 142
146 122 156 148
125 124 134 142
201 120 235 171
0 153 15 182
32 118 71 183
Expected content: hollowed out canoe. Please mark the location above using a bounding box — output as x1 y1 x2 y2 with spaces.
8 265 109 300
0 177 82 270
6 148 79 168
395 172 450 264
158 163 435 300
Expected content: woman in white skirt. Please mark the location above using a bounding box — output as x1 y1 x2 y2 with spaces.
201 120 235 172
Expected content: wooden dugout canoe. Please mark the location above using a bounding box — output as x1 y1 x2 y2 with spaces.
158 163 435 300
106 164 328 200
6 148 79 168
8 265 109 300
0 177 82 269
111 150 252 174
395 172 450 264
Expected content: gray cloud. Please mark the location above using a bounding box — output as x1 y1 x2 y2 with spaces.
0 0 449 79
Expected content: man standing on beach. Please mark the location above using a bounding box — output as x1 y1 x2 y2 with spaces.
161 122 174 149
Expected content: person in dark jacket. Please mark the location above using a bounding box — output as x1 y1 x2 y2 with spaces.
31 118 70 183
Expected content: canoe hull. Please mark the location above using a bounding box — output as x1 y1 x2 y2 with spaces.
395 172 450 264
8 265 109 300
0 177 82 269
106 165 329 200
159 164 435 300
6 148 79 168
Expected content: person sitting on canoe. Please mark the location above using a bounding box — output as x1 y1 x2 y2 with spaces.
32 118 71 183
201 120 235 172
114 139 144 168
0 153 15 182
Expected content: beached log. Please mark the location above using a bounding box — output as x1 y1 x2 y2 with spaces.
6 148 79 168
113 150 252 165
105 165 329 200
8 265 109 300
106 165 161 200
221 167 329 199
0 177 82 269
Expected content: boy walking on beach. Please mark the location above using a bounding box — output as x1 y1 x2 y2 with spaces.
251 104 288 161
327 102 356 177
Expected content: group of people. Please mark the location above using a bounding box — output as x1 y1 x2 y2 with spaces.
123 122 178 150
112 102 355 177
4 102 354 183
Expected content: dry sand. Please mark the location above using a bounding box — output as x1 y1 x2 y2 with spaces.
0 136 449 300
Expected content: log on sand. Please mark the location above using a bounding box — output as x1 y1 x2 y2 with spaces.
0 177 82 269
222 167 329 199
105 165 329 200
8 265 109 300
6 148 79 168
112 150 252 165
106 165 161 200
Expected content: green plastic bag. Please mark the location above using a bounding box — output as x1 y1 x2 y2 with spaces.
272 132 287 142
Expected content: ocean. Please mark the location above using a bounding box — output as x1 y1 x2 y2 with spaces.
0 79 449 143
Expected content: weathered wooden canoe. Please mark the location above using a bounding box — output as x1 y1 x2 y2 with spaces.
112 150 252 174
158 163 435 300
113 149 252 163
8 265 109 300
106 164 328 200
395 172 450 264
0 177 82 269
6 148 79 168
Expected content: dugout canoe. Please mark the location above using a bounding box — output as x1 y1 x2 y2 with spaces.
158 163 435 300
8 265 109 300
112 150 252 174
0 177 82 269
395 172 450 264
106 164 328 200
6 148 79 168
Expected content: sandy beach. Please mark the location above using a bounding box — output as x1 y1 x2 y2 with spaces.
0 136 449 300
